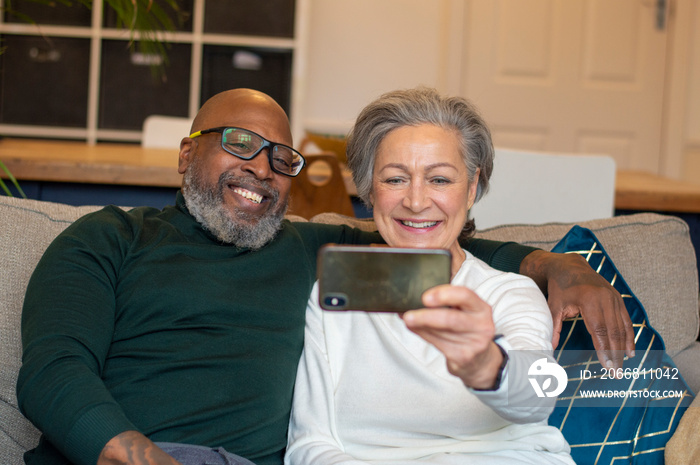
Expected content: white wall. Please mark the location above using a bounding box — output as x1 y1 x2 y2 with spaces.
301 0 700 183
302 0 456 136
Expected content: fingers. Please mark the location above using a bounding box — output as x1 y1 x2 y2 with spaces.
403 284 492 333
584 310 620 369
548 296 581 350
544 252 636 371
421 284 489 313
611 291 636 363
578 287 634 371
404 285 494 348
607 294 630 369
622 308 636 359
551 318 562 349
402 285 497 385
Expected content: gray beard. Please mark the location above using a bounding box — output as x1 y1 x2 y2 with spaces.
181 162 288 250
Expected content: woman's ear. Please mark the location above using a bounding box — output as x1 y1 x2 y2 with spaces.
467 168 480 210
178 137 196 174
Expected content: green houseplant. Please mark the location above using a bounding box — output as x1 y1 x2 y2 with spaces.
0 0 186 197
0 161 25 197
3 0 186 74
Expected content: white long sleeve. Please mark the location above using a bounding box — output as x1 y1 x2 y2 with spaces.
286 251 574 465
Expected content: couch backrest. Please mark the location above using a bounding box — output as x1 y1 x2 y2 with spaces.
1 197 106 463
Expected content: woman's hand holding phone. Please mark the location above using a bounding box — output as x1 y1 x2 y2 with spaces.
402 285 504 390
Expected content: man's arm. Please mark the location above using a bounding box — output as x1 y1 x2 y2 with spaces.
519 249 635 369
464 238 537 274
17 212 141 464
467 239 635 370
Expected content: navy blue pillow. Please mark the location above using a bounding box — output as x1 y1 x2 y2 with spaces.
548 226 694 465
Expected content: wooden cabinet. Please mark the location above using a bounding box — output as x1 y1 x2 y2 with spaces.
0 0 301 144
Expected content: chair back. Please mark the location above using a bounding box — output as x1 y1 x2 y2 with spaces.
470 148 616 229
289 152 355 219
142 115 193 149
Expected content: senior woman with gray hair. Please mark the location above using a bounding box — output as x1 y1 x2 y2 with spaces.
285 87 575 464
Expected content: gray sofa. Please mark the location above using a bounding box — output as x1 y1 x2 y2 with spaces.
1 195 698 464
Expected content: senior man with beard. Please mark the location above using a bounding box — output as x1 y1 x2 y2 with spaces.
17 89 632 465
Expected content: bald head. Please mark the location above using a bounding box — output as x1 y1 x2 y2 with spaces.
191 89 293 146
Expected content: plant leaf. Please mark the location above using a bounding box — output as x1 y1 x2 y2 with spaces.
0 160 27 198
1 0 185 78
0 177 12 197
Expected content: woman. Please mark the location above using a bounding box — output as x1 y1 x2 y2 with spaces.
285 88 574 464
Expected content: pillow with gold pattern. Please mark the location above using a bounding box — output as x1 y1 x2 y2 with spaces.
548 226 694 465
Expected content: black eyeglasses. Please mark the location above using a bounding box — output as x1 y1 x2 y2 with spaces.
189 126 306 177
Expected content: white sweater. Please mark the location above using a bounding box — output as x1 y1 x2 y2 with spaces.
286 250 574 465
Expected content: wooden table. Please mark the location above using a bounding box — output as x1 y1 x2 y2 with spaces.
614 171 700 213
0 138 182 188
2 138 700 214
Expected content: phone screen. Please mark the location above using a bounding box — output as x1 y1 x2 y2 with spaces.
317 245 451 312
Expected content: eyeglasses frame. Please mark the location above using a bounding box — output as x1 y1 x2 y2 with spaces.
189 126 306 177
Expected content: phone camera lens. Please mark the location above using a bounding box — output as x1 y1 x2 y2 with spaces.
323 295 347 308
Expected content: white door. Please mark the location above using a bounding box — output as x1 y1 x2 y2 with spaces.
463 0 669 174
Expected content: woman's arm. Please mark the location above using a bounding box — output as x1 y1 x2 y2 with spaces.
403 280 556 423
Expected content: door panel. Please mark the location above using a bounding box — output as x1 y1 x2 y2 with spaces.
464 0 668 173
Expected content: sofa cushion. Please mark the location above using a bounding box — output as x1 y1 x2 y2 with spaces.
666 395 700 464
548 225 693 465
0 196 105 464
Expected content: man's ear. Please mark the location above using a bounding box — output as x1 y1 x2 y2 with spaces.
178 137 196 174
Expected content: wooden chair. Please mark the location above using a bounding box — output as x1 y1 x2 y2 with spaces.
288 152 355 219
142 115 193 149
298 131 347 163
470 148 616 229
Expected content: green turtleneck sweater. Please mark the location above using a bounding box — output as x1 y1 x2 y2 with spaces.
17 192 534 465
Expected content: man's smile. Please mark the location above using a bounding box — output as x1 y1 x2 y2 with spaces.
232 187 264 204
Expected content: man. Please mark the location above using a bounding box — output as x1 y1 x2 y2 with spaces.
17 89 633 465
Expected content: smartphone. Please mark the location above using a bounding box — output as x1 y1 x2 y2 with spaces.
317 245 452 312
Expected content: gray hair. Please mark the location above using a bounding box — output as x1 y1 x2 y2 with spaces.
346 87 494 209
